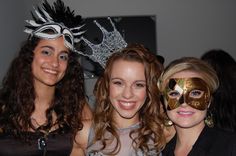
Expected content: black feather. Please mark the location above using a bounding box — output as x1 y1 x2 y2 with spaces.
29 0 84 36
41 0 84 28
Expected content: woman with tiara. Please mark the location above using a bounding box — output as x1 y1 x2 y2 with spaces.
0 0 92 155
86 44 166 156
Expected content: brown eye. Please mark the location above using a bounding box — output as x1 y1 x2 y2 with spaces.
59 52 69 61
134 82 146 88
111 80 123 86
41 50 52 56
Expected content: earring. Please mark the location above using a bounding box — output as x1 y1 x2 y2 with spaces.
164 116 173 127
204 110 214 128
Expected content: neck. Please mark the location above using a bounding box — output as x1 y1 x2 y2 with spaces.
34 81 55 109
175 121 205 147
113 113 140 129
31 82 55 125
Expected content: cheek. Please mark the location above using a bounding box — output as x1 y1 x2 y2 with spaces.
31 57 41 72
32 54 48 69
109 86 119 107
32 56 40 66
136 90 147 101
166 110 175 120
109 85 120 98
60 61 68 72
200 110 207 119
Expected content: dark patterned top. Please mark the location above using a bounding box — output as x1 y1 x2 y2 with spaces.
162 126 236 156
0 127 73 156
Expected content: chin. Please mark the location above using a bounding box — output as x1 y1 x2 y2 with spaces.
119 112 137 119
175 122 197 128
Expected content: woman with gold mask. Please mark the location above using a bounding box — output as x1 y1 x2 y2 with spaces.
158 57 236 156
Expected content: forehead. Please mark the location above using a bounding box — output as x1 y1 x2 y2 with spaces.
170 70 202 79
36 37 69 52
168 78 208 90
110 60 145 80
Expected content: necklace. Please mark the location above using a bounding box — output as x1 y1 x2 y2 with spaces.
30 117 53 156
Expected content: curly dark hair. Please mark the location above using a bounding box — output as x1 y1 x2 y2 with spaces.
0 36 87 141
92 43 166 155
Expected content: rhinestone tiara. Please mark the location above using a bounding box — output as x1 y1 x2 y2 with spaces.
74 17 127 68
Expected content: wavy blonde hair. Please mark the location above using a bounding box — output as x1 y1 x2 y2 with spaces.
157 57 219 93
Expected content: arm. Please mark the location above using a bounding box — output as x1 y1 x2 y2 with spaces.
70 120 92 156
82 103 93 120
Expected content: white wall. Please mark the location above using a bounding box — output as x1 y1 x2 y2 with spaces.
0 0 39 81
64 0 236 106
64 0 236 65
1 0 235 101
0 1 24 81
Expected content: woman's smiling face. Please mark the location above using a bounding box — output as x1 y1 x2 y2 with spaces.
109 59 147 123
32 36 69 88
164 70 209 129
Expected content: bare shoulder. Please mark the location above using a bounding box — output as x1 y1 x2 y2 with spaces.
78 119 93 146
70 119 92 156
82 103 93 120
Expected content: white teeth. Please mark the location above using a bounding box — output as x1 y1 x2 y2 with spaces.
44 69 57 74
120 102 133 106
178 111 193 115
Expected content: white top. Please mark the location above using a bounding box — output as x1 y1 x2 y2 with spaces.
86 122 159 156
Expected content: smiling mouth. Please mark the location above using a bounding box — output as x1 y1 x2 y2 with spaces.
119 101 136 110
43 68 58 75
120 101 134 106
177 111 194 115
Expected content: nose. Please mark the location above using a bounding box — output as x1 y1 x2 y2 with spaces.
179 95 184 105
179 102 188 108
51 55 59 68
178 95 188 107
122 86 134 99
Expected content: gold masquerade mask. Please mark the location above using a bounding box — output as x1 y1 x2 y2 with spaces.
163 78 211 110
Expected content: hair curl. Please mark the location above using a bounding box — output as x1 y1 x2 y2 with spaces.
0 37 87 142
92 43 166 155
158 57 219 94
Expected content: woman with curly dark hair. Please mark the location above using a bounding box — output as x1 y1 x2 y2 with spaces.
86 44 166 155
0 0 91 156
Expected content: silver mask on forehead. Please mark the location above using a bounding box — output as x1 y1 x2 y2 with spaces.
24 1 85 51
27 23 76 50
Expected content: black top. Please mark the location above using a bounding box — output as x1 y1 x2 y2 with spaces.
162 126 236 156
0 128 73 156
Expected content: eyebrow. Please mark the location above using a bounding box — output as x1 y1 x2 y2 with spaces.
40 45 69 53
110 77 146 82
40 45 54 51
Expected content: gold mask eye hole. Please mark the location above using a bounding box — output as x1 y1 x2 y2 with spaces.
168 90 181 99
189 90 204 99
